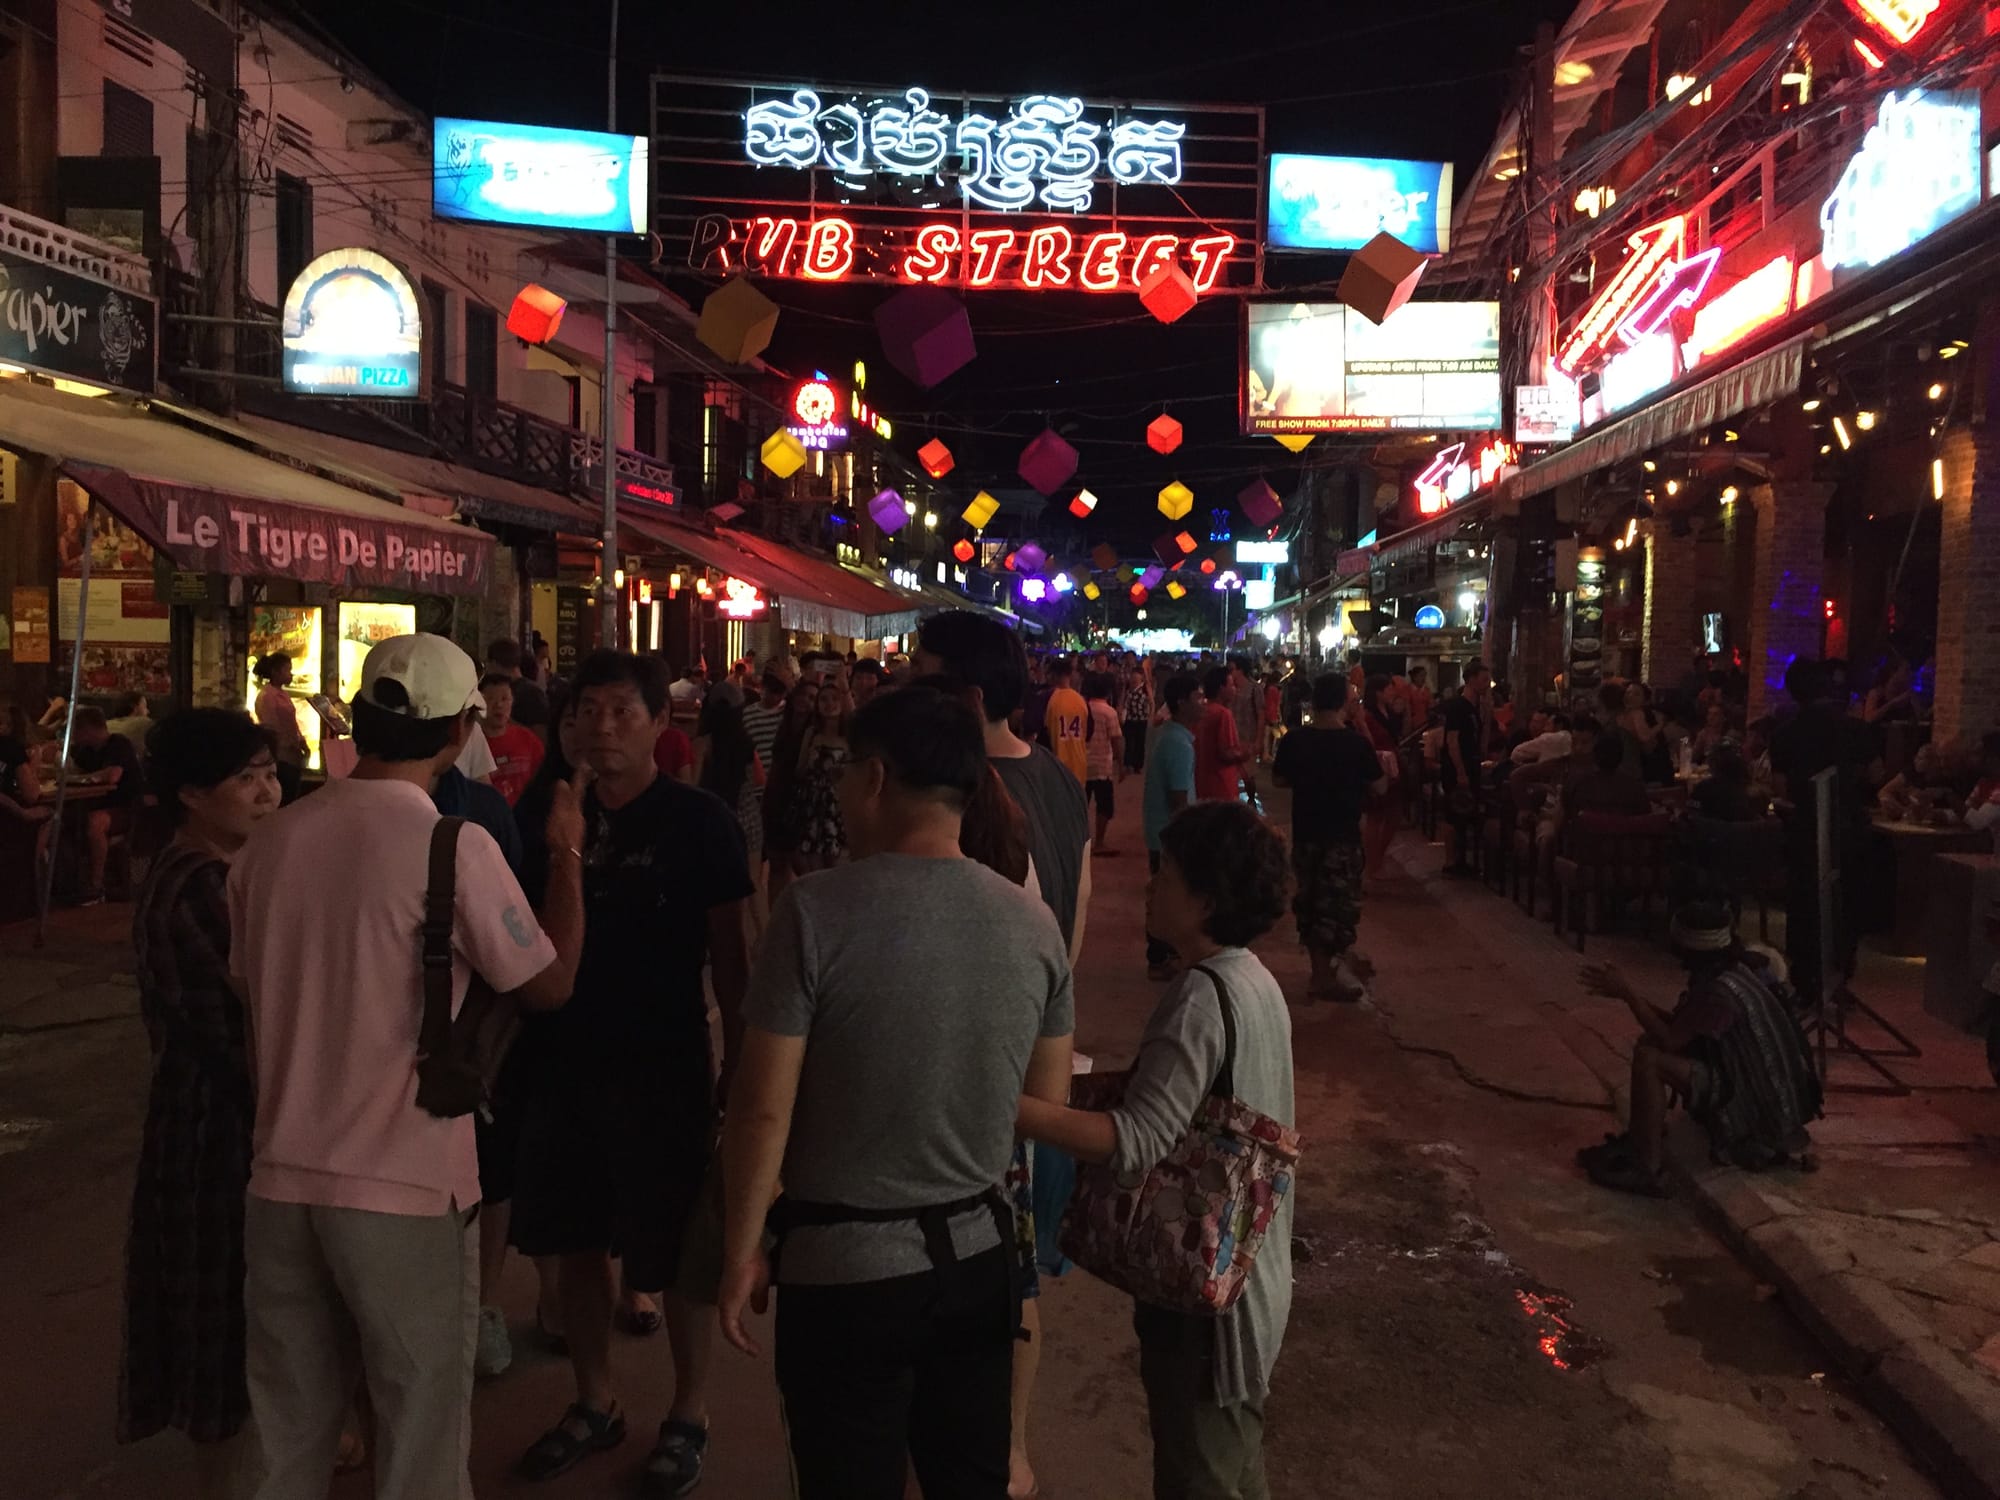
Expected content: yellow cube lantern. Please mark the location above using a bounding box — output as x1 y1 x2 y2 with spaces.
760 428 808 478
1158 480 1193 520
1275 433 1315 453
697 276 780 365
962 491 1000 529
1166 580 1187 599
1083 581 1101 600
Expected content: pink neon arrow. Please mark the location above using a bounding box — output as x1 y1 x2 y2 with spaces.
1618 248 1722 346
1416 443 1466 491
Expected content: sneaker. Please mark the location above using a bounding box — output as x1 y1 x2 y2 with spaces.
474 1304 512 1379
645 1420 709 1496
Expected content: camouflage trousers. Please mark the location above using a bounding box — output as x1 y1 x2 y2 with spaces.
1293 837 1365 954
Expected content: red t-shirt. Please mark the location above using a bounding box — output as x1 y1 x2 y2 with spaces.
1195 702 1242 802
654 724 693 777
486 722 545 807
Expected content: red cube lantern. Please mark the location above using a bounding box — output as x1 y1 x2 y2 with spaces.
953 538 976 564
1200 556 1217 575
1068 488 1099 519
1174 531 1197 554
1130 583 1150 605
1138 261 1199 324
506 283 568 345
919 438 955 478
1003 551 1018 572
1146 413 1183 454
1018 428 1079 496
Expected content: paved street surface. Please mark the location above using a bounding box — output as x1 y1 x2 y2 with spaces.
2 779 1981 1499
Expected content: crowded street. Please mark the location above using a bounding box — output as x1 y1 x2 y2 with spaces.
3 760 1981 1499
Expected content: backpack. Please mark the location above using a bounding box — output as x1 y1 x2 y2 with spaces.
413 818 522 1119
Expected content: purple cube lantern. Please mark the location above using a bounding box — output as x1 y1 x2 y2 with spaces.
1238 479 1283 529
875 286 976 388
1140 564 1165 590
869 488 910 535
1015 541 1048 574
1017 429 1079 497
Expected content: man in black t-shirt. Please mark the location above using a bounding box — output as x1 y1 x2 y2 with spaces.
1273 673 1387 1002
1439 662 1490 874
512 651 753 1493
67 706 143 903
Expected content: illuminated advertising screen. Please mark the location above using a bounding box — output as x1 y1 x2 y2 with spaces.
1266 154 1454 255
282 248 422 398
434 117 649 234
1244 301 1500 433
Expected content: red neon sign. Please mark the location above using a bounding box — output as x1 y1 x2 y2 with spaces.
1618 247 1720 345
1414 439 1516 516
692 212 1238 294
1686 255 1796 361
717 577 766 618
793 379 836 426
1556 217 1686 376
1846 0 1939 45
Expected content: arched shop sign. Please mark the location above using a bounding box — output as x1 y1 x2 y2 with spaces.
281 248 422 398
654 76 1264 292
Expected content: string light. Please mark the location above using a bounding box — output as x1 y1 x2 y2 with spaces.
1933 457 1946 501
1832 417 1852 450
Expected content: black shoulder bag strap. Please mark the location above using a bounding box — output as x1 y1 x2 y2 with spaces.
1189 962 1240 1101
420 817 464 1065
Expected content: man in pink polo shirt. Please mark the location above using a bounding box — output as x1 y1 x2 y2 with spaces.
228 634 586 1500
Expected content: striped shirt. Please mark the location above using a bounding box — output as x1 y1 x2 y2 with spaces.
742 700 785 769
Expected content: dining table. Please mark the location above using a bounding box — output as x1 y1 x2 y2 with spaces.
1869 817 1993 956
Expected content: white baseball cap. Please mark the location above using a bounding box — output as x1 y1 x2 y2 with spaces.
356 634 483 720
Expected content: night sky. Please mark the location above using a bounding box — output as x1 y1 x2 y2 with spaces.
293 0 1572 548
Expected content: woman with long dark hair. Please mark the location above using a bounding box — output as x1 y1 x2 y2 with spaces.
120 710 281 1497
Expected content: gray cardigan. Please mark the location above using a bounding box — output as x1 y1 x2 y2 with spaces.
1108 948 1296 1405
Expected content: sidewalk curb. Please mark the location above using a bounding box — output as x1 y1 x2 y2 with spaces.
1670 1137 2000 1500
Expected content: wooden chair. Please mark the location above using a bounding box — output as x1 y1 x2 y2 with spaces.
1551 811 1675 952
1510 783 1555 916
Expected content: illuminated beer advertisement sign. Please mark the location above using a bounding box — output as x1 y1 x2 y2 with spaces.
654 75 1264 292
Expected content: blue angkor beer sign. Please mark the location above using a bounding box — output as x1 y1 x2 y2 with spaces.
0 246 154 392
281 248 423 398
433 117 650 235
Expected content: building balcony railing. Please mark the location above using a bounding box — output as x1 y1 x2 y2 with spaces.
160 268 673 500
0 204 152 296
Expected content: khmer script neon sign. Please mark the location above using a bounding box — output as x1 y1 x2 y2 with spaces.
743 87 1185 213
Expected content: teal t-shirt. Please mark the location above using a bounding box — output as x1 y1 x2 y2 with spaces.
1143 721 1197 851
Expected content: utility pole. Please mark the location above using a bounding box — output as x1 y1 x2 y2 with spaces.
1526 21 1559 386
196 0 245 416
599 0 621 648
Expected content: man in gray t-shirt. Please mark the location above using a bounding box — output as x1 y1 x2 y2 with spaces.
718 684 1074 1500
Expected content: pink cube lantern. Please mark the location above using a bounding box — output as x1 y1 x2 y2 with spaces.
1018 429 1079 496
1146 413 1183 454
918 438 955 478
506 284 568 345
1238 479 1283 529
875 286 976 388
1152 534 1180 565
1138 261 1199 324
869 488 910 534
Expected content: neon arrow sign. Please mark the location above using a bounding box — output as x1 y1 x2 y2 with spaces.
1556 217 1686 376
1618 247 1721 344
1846 0 1939 45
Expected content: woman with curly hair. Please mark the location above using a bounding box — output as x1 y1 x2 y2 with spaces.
1017 800 1295 1500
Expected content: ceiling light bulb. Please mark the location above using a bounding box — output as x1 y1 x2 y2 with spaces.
1665 479 1680 496
1928 383 1946 400
1720 486 1739 503
1802 398 1822 412
1855 410 1877 431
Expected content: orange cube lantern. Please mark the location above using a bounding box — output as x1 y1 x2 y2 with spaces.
1147 413 1184 454
1174 531 1197 554
919 438 955 479
953 538 976 564
1092 543 1119 571
506 283 568 345
1138 262 1199 324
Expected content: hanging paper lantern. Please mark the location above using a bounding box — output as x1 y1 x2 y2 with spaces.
760 429 807 478
962 491 999 529
952 537 976 564
1157 480 1193 520
1174 531 1197 554
1068 488 1098 519
1138 261 1199 324
1146 413 1184 455
708 502 745 524
506 283 568 345
1152 533 1180 565
1238 479 1283 529
1130 583 1150 605
1083 581 1101 600
1018 428 1080 496
1092 543 1119 571
1170 558 1185 571
697 276 780 364
1275 433 1315 453
1016 542 1048 573
1140 564 1165 589
919 438 955 478
1166 580 1187 599
875 285 976 387
1003 551 1019 572
868 489 910 534
1337 230 1427 326
1200 556 1218 575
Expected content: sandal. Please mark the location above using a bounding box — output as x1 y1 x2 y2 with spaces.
518 1402 626 1482
1575 1132 1637 1171
1584 1153 1668 1198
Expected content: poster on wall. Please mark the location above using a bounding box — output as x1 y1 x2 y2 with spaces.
1243 301 1501 433
10 586 50 664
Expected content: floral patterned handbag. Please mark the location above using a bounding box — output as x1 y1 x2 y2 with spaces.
1057 965 1302 1316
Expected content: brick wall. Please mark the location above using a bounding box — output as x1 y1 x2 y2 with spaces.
1642 523 1701 685
1933 425 2000 743
1747 481 1832 721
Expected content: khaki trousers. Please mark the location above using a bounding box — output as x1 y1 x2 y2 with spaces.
1134 1302 1268 1500
244 1196 478 1500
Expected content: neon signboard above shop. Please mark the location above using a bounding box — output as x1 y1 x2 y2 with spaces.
433 118 648 234
656 76 1263 291
281 248 422 398
1820 90 1980 272
787 376 850 449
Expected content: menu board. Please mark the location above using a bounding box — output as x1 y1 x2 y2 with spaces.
10 586 50 664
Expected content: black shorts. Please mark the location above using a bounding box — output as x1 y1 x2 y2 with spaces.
1085 778 1115 819
1123 720 1148 772
474 1043 537 1204
509 1042 716 1292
